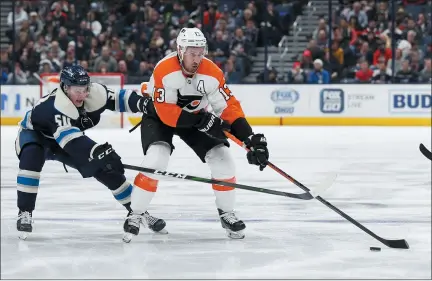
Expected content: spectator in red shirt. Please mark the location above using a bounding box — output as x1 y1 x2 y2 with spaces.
339 17 358 48
287 61 307 83
203 3 221 33
355 60 374 83
300 49 314 73
349 16 362 33
49 2 67 28
373 40 392 65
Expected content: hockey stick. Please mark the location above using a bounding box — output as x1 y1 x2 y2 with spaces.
225 132 319 193
225 132 409 249
123 164 314 200
419 143 432 161
128 120 142 133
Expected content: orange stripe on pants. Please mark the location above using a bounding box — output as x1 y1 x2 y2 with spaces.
212 177 236 191
134 173 158 192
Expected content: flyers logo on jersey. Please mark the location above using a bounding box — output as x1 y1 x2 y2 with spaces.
190 100 201 107
176 91 202 111
185 99 202 111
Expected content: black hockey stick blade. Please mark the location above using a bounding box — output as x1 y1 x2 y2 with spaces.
124 164 313 200
315 195 410 249
380 238 410 249
419 143 432 160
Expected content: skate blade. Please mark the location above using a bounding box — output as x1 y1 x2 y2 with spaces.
18 231 30 240
225 229 245 239
150 227 168 235
122 232 135 243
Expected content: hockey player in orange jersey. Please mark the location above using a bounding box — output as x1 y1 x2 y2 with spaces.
123 27 269 240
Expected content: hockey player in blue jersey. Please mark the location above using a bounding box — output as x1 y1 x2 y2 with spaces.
15 65 166 241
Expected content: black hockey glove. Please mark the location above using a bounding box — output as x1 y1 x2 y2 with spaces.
195 111 231 140
90 142 124 174
138 96 157 118
244 134 269 171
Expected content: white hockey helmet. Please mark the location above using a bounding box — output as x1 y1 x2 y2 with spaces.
176 27 208 62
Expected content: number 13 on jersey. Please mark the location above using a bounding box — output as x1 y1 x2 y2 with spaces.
219 84 232 101
153 88 165 103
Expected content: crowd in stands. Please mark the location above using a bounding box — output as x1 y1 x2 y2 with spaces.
2 0 302 85
1 0 430 85
289 0 432 84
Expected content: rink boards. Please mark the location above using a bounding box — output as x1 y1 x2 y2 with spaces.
1 84 430 127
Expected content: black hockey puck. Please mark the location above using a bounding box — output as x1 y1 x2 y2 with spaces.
370 247 381 251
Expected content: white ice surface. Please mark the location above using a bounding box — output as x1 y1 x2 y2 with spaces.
1 125 431 279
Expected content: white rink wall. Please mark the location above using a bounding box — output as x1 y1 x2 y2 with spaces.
1 84 431 127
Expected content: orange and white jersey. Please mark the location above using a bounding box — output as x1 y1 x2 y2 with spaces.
146 52 245 128
140 81 150 97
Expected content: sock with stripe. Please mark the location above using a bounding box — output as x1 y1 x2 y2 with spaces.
94 172 133 211
17 145 45 212
130 143 171 214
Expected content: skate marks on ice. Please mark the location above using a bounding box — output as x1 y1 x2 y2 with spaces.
1 216 430 279
1 126 431 279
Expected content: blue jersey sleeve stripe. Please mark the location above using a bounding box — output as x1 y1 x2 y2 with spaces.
19 111 28 128
20 111 32 129
119 89 126 112
55 127 81 143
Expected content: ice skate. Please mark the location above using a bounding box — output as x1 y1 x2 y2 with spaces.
122 211 168 242
143 211 168 234
218 209 245 239
122 211 142 243
17 211 33 240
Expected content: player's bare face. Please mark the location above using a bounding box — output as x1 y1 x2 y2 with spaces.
183 47 205 74
67 86 89 107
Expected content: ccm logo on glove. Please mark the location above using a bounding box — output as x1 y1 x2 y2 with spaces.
90 143 124 174
141 98 149 115
97 147 113 160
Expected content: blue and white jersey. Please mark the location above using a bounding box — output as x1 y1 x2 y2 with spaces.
18 83 144 164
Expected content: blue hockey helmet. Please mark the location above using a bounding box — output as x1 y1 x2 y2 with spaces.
60 65 90 88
